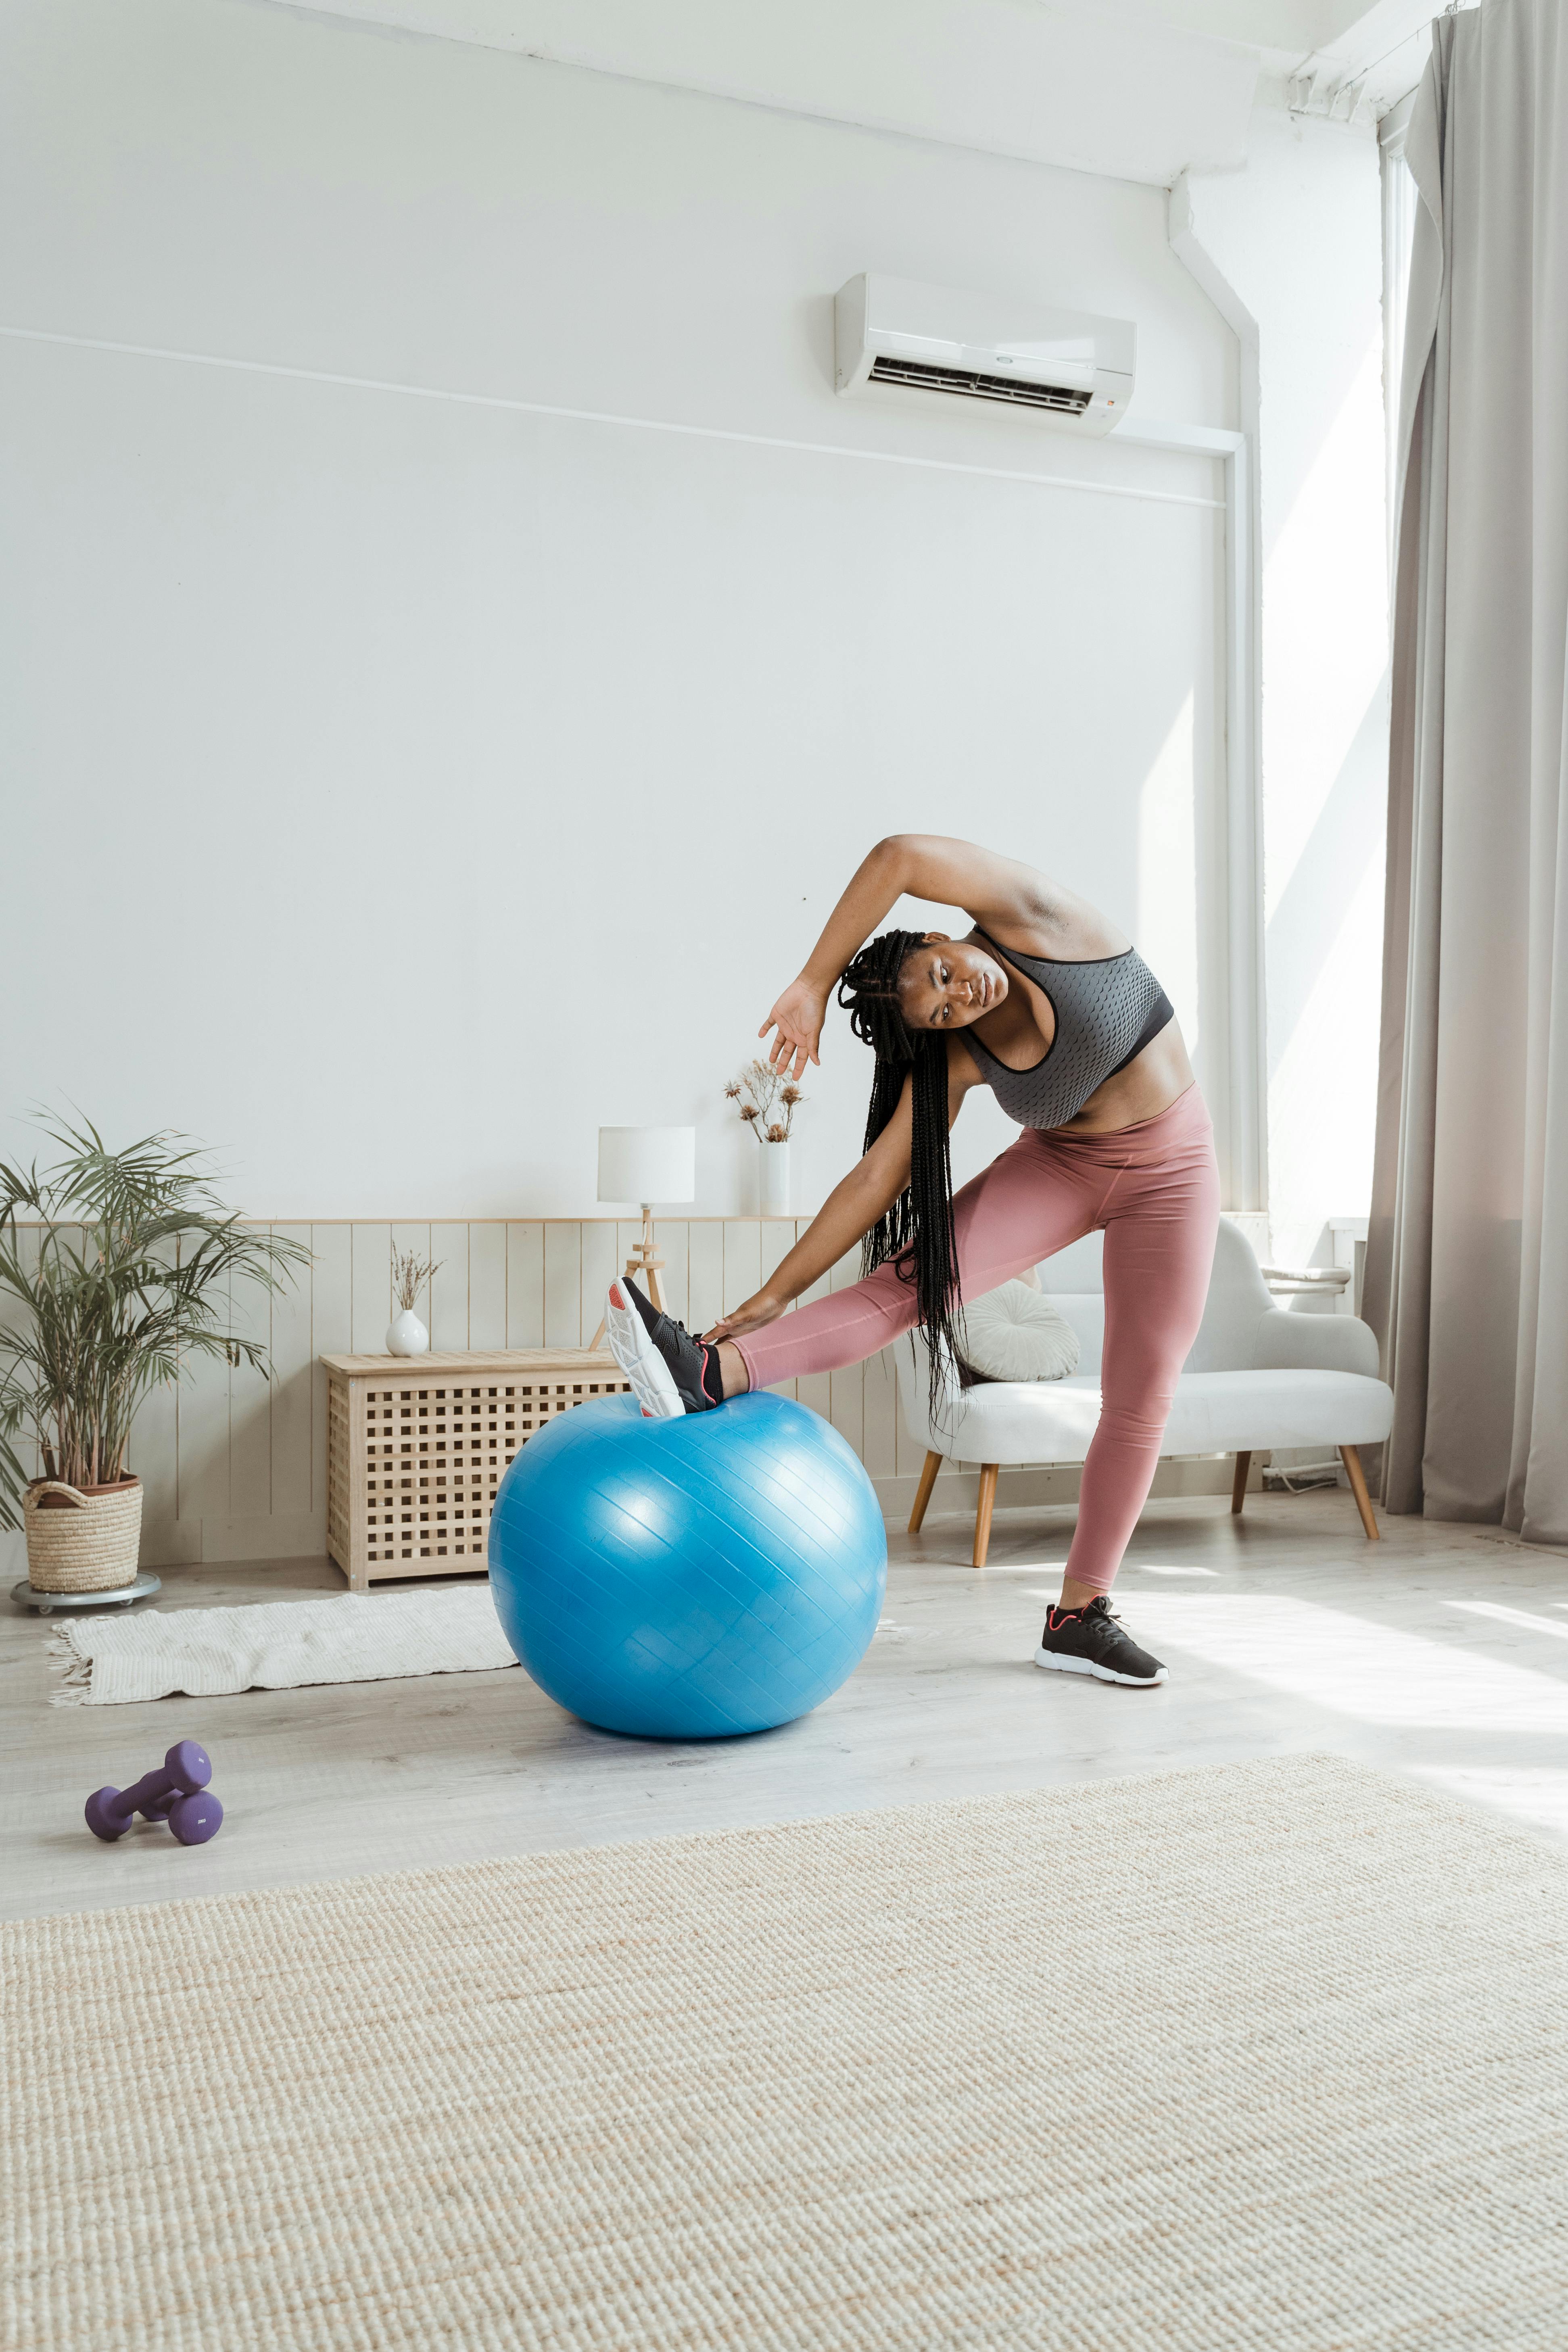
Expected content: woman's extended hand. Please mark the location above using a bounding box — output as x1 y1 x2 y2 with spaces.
703 1291 787 1345
759 978 828 1079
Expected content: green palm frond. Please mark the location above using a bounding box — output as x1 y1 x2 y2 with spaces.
0 1114 311 1527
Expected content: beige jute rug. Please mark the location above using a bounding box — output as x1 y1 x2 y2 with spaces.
4 1755 1566 2352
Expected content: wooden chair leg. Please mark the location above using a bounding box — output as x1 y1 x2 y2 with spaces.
972 1464 999 1569
1341 1445 1379 1540
1231 1451 1251 1516
908 1450 942 1535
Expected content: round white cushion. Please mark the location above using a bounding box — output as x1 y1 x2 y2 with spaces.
959 1280 1080 1383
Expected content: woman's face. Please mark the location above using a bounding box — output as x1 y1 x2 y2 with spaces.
898 934 1010 1031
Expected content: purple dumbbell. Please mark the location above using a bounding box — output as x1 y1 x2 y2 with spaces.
85 1740 223 1847
137 1787 224 1841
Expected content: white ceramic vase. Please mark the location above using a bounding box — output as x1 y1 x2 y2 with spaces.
387 1308 430 1357
760 1140 790 1217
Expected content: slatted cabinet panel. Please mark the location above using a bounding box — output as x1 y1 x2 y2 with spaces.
176 1264 232 1527
578 1224 618 1341
228 1261 274 1523
324 1351 635 1591
506 1224 546 1348
652 1223 690 1323
686 1224 726 1337
467 1224 507 1351
267 1226 315 1523
350 1223 393 1356
308 1225 353 1525
542 1226 582 1348
427 1224 471 1355
722 1222 763 1318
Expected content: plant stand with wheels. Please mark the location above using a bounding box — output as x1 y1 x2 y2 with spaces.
10 1571 162 1615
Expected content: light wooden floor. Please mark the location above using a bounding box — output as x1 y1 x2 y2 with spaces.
8 1490 1568 1923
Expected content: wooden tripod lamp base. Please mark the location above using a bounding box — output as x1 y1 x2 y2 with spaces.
588 1209 668 1350
622 1209 667 1313
589 1129 695 1349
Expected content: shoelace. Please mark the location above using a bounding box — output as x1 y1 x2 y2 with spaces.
1057 1598 1128 1644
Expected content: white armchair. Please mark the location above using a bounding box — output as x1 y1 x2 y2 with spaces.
899 1219 1394 1567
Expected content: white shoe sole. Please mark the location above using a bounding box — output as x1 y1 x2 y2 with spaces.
604 1281 686 1420
1033 1645 1168 1688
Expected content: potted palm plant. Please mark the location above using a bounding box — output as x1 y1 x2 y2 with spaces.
0 1117 309 1595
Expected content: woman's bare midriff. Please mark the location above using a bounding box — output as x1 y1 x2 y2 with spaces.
1057 1019 1195 1134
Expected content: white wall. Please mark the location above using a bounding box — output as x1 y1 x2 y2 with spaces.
1178 103 1389 1268
1 0 1237 1221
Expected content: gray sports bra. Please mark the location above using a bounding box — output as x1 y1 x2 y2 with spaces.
962 931 1174 1131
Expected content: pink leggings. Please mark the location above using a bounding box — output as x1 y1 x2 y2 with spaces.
733 1086 1219 1594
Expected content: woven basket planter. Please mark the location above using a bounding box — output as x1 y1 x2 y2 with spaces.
23 1476 143 1593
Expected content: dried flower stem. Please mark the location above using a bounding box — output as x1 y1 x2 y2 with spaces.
725 1060 806 1142
391 1249 442 1313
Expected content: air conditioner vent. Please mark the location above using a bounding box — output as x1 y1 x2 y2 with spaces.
867 355 1093 414
836 276 1134 438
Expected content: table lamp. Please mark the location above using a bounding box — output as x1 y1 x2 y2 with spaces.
591 1126 696 1340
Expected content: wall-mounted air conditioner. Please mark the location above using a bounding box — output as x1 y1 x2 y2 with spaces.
834 274 1135 437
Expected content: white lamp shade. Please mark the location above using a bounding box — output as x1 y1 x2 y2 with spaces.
597 1126 696 1207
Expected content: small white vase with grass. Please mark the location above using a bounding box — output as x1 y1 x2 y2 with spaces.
725 1060 806 1219
388 1247 441 1357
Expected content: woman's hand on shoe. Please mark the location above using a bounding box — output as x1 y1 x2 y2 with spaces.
704 1291 786 1344
759 978 827 1078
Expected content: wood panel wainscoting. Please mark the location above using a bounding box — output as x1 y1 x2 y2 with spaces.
1 1217 1255 1581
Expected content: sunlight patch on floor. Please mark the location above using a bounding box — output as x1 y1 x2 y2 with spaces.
970 1563 1069 1575
1416 1766 1568 1841
1125 1595 1568 1731
1121 1564 1223 1577
992 1562 1225 1583
972 1561 1223 1579
1448 1601 1568 1642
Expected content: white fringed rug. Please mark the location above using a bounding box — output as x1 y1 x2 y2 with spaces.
5 1755 1566 2352
46 1587 517 1705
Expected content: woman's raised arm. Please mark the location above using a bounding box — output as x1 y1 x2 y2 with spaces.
758 836 1050 1078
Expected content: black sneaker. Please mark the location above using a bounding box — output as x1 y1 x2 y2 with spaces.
603 1277 718 1419
1034 1596 1168 1687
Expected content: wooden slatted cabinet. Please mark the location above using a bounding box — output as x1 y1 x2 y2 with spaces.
322 1349 634 1592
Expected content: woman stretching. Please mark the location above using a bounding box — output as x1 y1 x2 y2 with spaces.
605 836 1219 1688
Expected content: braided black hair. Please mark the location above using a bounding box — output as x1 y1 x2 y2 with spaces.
836 929 962 1418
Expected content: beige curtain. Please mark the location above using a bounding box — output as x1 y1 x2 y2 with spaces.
1365 0 1568 1534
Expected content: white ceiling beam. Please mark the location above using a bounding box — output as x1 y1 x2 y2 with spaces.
262 0 1262 186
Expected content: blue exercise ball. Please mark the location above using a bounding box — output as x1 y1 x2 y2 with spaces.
488 1391 887 1739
